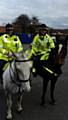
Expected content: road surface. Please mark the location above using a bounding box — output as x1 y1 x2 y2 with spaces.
0 49 68 120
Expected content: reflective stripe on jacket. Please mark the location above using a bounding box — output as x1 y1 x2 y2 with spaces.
29 34 55 60
0 34 23 61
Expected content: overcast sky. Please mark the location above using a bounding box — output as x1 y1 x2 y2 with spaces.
0 0 68 29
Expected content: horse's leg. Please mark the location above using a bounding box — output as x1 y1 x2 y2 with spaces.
50 76 58 105
6 92 12 120
17 92 23 112
28 69 32 87
41 78 49 105
25 81 31 92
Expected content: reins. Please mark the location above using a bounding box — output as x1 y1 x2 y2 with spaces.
9 60 29 87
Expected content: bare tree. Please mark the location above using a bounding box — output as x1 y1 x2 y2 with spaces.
13 14 31 33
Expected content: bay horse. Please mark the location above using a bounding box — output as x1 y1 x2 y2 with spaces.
32 35 68 106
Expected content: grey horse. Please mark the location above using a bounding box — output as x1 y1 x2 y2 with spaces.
3 53 32 120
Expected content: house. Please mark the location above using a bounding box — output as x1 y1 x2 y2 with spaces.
0 26 5 35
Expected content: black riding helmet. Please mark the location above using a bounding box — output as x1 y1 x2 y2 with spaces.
5 23 14 35
39 24 49 36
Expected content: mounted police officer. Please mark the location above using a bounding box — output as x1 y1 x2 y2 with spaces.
28 24 55 60
28 24 56 105
0 23 23 83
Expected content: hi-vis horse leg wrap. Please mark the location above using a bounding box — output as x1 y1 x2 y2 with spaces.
43 66 58 76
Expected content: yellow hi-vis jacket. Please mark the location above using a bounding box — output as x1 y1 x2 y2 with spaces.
28 34 55 60
0 34 23 61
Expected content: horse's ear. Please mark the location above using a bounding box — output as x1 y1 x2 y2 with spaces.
13 53 19 59
9 50 19 59
16 53 25 60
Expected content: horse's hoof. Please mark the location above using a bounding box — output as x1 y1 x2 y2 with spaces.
6 116 13 120
16 107 24 114
49 100 56 105
40 100 46 107
6 114 12 120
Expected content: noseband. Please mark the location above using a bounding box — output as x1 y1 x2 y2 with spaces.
9 60 29 86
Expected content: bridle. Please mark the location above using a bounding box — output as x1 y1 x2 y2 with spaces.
9 60 30 86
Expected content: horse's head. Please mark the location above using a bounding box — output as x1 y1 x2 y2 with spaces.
13 53 31 92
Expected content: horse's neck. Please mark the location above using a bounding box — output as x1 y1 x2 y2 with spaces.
10 61 16 72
